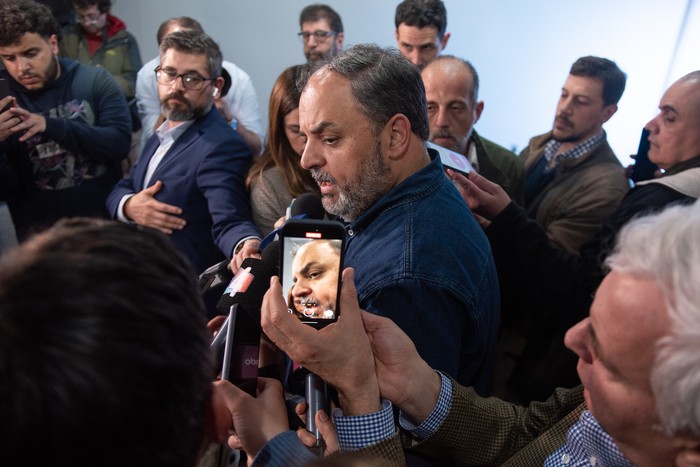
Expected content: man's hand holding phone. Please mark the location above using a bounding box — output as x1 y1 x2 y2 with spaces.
262 268 381 416
0 87 19 143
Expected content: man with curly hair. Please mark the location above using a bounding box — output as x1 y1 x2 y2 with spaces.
0 0 131 241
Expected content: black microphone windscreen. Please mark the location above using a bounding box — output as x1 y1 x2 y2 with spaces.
261 240 280 268
290 193 325 220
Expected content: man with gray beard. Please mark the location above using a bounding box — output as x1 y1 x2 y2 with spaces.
107 30 260 275
295 44 499 394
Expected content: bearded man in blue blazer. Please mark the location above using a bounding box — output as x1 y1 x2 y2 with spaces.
107 30 260 274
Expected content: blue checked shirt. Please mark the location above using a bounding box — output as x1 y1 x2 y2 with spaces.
333 372 452 449
544 410 633 466
544 131 605 172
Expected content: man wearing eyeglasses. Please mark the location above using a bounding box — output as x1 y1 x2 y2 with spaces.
298 4 344 65
106 30 261 276
59 0 141 105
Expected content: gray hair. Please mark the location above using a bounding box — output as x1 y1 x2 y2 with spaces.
605 199 700 437
159 30 222 80
323 44 429 140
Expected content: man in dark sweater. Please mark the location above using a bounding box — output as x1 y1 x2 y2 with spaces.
0 0 131 241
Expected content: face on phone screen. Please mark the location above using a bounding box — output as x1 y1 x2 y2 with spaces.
282 237 342 322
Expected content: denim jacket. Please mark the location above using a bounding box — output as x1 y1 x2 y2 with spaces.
344 150 499 394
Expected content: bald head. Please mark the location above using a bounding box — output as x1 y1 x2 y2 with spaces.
421 55 484 154
644 70 700 170
423 56 479 104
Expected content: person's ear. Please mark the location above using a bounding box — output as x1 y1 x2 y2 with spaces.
212 76 225 99
600 103 618 124
384 113 411 161
48 34 59 55
474 100 484 124
440 32 451 51
336 32 344 49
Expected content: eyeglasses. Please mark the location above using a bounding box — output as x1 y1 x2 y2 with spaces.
77 12 103 25
155 67 213 91
297 30 336 43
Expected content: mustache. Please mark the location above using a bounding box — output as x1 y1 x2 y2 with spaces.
555 115 573 127
296 297 319 307
310 168 337 185
433 130 454 140
161 92 189 105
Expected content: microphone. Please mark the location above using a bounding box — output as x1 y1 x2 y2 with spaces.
216 241 280 317
260 193 325 251
305 372 329 448
289 192 326 220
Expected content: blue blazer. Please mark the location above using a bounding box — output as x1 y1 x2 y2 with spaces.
107 108 260 273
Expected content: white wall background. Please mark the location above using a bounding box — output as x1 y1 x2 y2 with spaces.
112 0 699 163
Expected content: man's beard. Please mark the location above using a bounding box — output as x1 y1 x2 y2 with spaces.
160 92 210 121
551 114 589 143
431 129 470 154
21 54 59 90
311 139 392 222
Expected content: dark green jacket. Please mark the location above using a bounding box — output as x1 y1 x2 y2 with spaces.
473 131 525 206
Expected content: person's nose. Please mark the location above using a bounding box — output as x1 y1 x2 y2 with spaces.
171 75 187 92
435 106 450 128
292 279 310 298
307 35 319 48
563 317 593 364
16 56 32 74
407 50 420 67
559 96 574 116
300 138 322 170
644 114 659 135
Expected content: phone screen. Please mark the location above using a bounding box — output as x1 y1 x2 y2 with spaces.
630 128 658 183
427 141 474 175
280 220 345 328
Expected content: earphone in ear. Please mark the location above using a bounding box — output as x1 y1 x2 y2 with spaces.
213 88 219 97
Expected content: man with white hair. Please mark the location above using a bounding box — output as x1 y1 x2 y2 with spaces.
216 198 700 466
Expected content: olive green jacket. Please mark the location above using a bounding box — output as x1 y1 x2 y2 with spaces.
360 382 585 466
60 19 142 99
520 132 629 254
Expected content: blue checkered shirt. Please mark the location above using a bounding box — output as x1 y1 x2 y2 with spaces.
334 371 452 449
333 399 396 450
544 131 605 171
544 410 633 466
398 371 452 439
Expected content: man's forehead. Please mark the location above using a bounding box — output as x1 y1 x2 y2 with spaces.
0 32 49 51
423 63 472 93
301 18 332 31
591 272 669 374
300 71 353 118
662 79 700 118
563 74 604 98
160 49 207 72
75 4 99 13
397 24 440 44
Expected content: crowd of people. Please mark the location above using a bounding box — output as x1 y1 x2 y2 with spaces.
1 0 700 466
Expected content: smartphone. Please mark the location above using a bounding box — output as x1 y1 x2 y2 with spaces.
0 78 12 113
210 304 259 396
630 128 658 183
427 141 474 175
279 219 345 328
